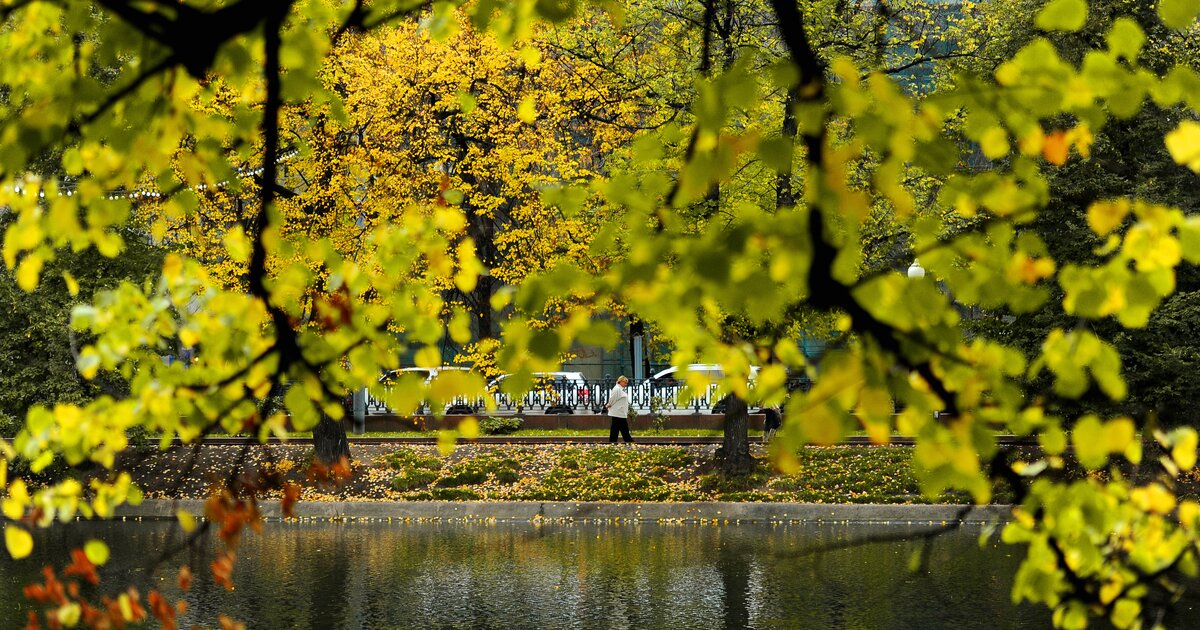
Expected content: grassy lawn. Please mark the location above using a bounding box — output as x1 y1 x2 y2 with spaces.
121 442 1026 505
370 444 940 503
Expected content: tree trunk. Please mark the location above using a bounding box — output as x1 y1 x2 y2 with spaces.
719 395 755 476
775 85 800 210
313 400 352 464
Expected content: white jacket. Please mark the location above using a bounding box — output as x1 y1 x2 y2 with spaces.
606 383 630 418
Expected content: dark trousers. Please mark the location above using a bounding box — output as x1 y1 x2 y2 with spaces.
608 415 633 443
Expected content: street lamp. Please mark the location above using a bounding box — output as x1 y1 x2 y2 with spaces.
907 259 926 279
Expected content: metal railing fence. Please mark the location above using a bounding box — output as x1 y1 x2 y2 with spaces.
364 376 813 415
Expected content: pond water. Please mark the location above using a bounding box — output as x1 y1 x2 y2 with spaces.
0 518 1184 629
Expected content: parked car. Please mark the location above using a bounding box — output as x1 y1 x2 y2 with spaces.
376 366 478 415
486 371 591 414
640 364 759 413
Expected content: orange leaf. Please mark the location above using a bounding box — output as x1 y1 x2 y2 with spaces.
177 566 192 592
282 483 301 518
64 548 99 585
219 614 248 630
332 456 353 483
211 552 236 591
148 589 177 630
1043 130 1069 165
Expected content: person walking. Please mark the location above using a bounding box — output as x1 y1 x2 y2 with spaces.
605 375 634 444
762 405 782 445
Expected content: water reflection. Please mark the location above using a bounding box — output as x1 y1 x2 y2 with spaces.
0 519 1063 628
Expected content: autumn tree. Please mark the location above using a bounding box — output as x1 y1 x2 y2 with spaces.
939 0 1200 429
554 0 990 474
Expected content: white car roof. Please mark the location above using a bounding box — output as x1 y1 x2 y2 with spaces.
491 371 584 381
650 364 760 380
651 364 723 380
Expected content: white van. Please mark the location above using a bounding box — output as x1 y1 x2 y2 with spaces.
639 364 759 412
486 371 591 414
376 366 477 414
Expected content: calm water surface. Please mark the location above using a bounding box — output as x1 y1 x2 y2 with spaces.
0 518 1186 629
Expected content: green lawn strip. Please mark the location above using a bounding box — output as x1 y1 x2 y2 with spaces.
375 444 974 504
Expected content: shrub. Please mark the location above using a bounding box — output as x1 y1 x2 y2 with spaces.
479 416 522 435
382 449 442 472
392 469 439 491
0 412 21 438
641 447 693 471
436 452 521 486
436 467 488 487
515 447 697 502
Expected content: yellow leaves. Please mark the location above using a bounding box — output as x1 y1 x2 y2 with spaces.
56 602 82 627
1109 598 1141 630
4 478 28 520
1071 415 1138 470
453 240 482 293
1170 428 1198 471
414 346 442 369
177 509 198 533
429 370 483 409
771 449 801 476
62 271 79 297
1060 201 1183 326
1165 120 1200 172
1036 0 1088 31
1124 223 1181 271
437 429 457 456
458 416 479 439
1182 501 1200 530
1130 483 1175 515
1006 252 1056 284
222 226 251 263
980 127 1010 159
14 253 43 291
118 593 137 621
1158 0 1200 29
434 207 466 233
1154 427 1200 477
161 253 185 282
519 45 541 69
855 387 894 444
517 96 538 123
5 525 32 559
84 539 110 565
1087 199 1131 236
1018 125 1045 157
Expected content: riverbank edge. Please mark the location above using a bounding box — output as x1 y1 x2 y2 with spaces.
115 499 1013 524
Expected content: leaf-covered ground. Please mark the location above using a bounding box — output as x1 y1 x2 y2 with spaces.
117 442 967 504
94 440 1200 506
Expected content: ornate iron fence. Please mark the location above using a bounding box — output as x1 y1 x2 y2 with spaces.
364 376 813 415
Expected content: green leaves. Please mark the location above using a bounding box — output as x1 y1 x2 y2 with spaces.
1158 0 1200 29
1165 121 1200 172
4 525 32 559
1033 329 1126 400
1105 18 1145 63
1036 0 1089 31
1071 414 1138 470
